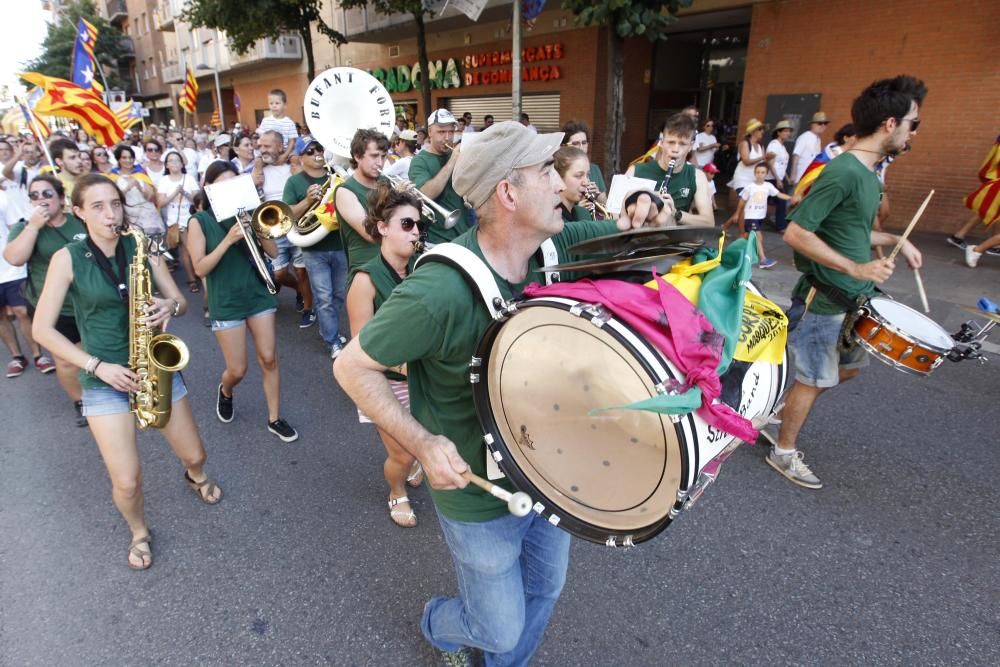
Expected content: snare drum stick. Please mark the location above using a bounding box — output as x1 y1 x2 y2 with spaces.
462 470 533 517
914 268 930 313
888 190 934 262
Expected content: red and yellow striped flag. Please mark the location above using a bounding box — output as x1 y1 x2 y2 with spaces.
179 67 198 114
20 72 124 146
964 136 1000 226
113 100 141 130
210 108 220 128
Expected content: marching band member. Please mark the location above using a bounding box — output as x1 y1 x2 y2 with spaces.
766 75 925 489
382 129 418 180
344 181 425 528
335 121 666 665
185 161 299 443
408 109 472 244
334 129 388 281
282 135 349 358
32 173 221 571
4 175 88 425
554 145 598 222
625 113 714 226
560 120 607 199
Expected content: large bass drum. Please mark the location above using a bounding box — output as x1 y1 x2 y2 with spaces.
471 282 786 546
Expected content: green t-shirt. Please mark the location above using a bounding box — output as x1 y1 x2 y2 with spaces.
193 210 278 321
282 172 344 252
8 215 87 316
588 162 607 194
407 150 472 245
789 152 882 314
356 252 409 382
65 235 136 389
335 176 379 278
560 203 594 223
632 160 698 213
359 219 617 522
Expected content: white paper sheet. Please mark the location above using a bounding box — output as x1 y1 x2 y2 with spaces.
205 173 261 221
606 174 658 215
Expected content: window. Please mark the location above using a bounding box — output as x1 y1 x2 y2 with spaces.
142 12 149 34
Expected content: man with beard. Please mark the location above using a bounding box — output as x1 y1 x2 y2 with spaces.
764 75 926 489
45 138 89 210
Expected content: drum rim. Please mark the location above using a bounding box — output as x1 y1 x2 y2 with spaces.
865 297 955 353
471 297 687 545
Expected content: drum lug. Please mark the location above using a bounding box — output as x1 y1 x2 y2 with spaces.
469 356 482 384
899 346 914 361
469 372 480 384
604 535 635 548
483 433 494 446
569 302 612 327
867 324 883 340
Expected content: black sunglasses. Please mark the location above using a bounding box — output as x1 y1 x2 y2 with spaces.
145 146 161 152
303 146 323 156
397 217 426 232
901 117 921 132
29 189 57 201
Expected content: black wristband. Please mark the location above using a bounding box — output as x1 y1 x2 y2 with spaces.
622 190 664 214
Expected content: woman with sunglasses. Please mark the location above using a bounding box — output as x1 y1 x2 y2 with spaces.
111 145 163 238
91 146 114 175
32 173 222 570
185 161 299 443
4 175 90 425
141 138 166 185
344 181 424 527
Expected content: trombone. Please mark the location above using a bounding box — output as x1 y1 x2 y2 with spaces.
379 168 461 229
235 206 279 294
250 200 294 239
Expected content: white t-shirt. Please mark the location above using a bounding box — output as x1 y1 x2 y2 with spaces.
3 162 43 222
791 130 822 183
144 163 166 186
261 164 292 202
198 155 226 183
766 139 790 181
693 132 718 168
0 191 27 284
182 147 199 170
740 182 779 220
156 173 199 229
382 156 412 181
728 141 765 191
258 116 299 149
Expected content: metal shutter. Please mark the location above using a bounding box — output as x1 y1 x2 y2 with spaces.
443 93 561 132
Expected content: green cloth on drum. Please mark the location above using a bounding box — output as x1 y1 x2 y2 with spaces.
694 235 757 374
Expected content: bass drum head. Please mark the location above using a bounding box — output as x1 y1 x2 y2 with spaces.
473 299 687 545
303 67 396 158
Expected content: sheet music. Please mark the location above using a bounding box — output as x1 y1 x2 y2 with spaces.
606 175 658 215
205 173 261 221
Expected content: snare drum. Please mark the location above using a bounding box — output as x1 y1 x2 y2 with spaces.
851 297 954 376
471 289 786 546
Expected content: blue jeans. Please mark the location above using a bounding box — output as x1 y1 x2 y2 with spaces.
768 180 788 231
421 509 571 666
301 249 347 347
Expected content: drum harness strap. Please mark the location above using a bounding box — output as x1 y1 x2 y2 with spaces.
802 274 884 352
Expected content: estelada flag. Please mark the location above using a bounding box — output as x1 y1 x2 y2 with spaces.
793 150 834 198
16 90 51 140
964 135 1000 225
113 100 141 130
20 72 124 145
179 67 198 113
70 17 103 93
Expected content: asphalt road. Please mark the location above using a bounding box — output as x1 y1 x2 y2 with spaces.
1 231 998 666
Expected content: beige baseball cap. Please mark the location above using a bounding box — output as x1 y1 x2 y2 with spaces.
453 121 564 210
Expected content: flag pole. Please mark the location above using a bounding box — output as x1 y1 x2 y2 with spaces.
16 95 56 171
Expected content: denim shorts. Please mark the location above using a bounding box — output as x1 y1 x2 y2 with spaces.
789 310 869 388
82 372 188 417
210 307 277 332
744 218 764 232
0 279 27 308
271 236 305 272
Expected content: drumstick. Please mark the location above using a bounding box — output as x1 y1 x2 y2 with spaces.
888 190 934 262
914 268 930 313
462 470 533 517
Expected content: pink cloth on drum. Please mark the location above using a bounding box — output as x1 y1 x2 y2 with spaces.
523 274 758 443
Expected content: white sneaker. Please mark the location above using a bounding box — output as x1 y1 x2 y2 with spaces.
766 447 822 489
965 246 982 268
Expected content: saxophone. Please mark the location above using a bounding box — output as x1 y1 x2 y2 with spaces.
121 225 190 429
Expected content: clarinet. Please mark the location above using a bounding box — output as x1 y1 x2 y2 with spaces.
658 158 677 198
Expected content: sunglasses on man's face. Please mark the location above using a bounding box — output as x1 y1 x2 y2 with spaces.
303 146 323 156
29 189 56 201
397 217 426 232
901 117 921 132
145 146 161 153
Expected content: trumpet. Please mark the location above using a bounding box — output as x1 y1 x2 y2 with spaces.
582 185 613 220
235 206 278 294
379 169 461 229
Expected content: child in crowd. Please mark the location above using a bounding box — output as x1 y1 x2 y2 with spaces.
703 162 719 210
257 89 299 165
727 163 795 269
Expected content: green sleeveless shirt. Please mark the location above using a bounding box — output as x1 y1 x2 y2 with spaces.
194 210 277 321
65 235 137 389
336 176 379 277
8 214 87 316
632 160 698 213
355 252 410 381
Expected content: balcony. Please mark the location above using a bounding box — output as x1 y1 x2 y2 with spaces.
106 0 127 26
155 0 175 31
340 0 513 41
118 36 135 61
161 63 183 84
228 35 303 69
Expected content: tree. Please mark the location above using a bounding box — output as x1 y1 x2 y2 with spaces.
181 0 346 83
23 0 129 91
563 0 694 175
338 0 436 119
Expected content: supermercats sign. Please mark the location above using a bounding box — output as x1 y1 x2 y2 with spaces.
369 59 462 93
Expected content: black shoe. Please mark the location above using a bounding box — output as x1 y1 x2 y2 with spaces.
295 293 305 313
74 400 87 427
946 235 967 249
267 417 298 442
216 384 234 423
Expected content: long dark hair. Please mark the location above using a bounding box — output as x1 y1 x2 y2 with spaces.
196 160 239 214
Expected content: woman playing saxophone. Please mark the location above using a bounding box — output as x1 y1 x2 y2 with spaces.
32 174 223 571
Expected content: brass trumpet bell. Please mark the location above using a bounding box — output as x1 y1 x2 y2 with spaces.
251 201 294 239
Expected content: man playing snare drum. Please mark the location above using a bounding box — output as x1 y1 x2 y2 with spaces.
765 75 926 489
334 121 668 665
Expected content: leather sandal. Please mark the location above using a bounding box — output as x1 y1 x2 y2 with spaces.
127 534 152 570
406 461 424 488
388 495 417 528
185 471 222 505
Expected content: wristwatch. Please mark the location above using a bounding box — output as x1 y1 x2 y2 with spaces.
673 209 683 223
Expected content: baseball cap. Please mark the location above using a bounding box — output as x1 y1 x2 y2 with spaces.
453 121 564 210
703 163 720 175
294 134 321 156
427 109 457 127
398 129 418 142
213 133 231 147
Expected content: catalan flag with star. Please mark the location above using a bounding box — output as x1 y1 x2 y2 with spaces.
71 17 104 94
179 66 198 114
20 72 124 146
113 99 142 130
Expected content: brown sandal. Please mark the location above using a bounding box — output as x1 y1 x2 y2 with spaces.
127 534 153 570
185 471 222 505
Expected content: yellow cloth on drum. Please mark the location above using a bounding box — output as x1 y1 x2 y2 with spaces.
312 175 342 232
644 237 788 364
